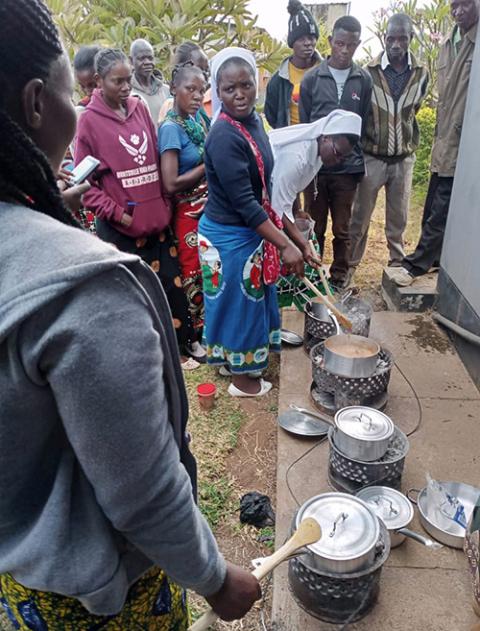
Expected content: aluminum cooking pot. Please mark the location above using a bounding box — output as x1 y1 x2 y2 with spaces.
324 334 380 378
295 492 380 574
357 486 443 549
408 481 480 549
334 407 394 462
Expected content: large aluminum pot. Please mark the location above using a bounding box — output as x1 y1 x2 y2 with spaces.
357 486 443 549
295 492 380 574
334 406 394 462
324 334 380 378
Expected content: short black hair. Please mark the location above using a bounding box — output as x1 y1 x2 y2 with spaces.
74 45 102 73
217 57 256 84
387 13 414 35
332 15 362 36
94 48 129 78
173 41 202 66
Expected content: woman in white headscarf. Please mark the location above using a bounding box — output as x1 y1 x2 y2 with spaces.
271 109 362 309
198 48 306 397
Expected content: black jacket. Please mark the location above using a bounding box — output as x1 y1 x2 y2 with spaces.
299 59 373 175
264 52 322 129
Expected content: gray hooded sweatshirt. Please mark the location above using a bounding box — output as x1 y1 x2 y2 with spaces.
0 202 226 615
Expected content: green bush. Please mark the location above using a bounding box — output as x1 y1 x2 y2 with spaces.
413 106 436 196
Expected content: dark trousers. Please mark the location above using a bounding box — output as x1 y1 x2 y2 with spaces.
304 173 359 281
403 174 454 276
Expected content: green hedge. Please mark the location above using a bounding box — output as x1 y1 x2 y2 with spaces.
413 106 436 195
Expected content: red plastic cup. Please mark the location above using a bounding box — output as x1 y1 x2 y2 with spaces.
197 383 216 411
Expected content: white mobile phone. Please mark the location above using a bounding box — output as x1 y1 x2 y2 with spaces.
70 156 100 186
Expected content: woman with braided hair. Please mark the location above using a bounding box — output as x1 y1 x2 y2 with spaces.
0 1 260 628
158 64 208 357
75 48 201 368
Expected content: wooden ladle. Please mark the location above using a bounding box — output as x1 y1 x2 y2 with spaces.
303 276 353 331
188 517 322 631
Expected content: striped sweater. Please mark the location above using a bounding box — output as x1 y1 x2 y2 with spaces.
362 52 429 159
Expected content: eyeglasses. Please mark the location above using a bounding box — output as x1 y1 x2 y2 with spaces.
329 139 341 159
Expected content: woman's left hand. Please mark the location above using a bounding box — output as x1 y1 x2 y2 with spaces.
302 241 322 269
60 181 91 214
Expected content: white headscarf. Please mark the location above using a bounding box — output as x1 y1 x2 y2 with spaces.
269 109 362 149
210 47 258 120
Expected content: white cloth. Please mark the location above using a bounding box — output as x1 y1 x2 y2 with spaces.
210 47 258 120
269 109 362 221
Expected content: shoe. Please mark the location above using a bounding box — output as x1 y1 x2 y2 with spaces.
328 277 347 292
228 379 272 397
186 341 207 363
219 366 263 378
181 357 201 371
389 267 415 287
387 260 403 268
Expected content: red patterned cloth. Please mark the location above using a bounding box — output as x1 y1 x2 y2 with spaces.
219 112 283 285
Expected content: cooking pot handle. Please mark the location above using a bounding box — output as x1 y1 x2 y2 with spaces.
407 488 421 505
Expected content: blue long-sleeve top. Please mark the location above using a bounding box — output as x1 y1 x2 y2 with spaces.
203 109 273 229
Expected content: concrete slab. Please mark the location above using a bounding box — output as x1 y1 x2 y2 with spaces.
382 267 438 312
273 310 480 630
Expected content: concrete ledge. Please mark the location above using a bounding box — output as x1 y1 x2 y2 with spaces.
382 267 438 312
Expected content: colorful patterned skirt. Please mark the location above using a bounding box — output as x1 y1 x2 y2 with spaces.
96 219 194 349
174 183 208 333
0 567 189 630
198 215 281 374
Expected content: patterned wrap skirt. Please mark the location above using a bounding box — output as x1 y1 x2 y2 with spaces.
0 567 188 630
198 214 281 374
174 183 208 333
96 219 194 349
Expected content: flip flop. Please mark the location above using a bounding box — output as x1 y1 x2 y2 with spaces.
228 379 272 397
181 357 201 371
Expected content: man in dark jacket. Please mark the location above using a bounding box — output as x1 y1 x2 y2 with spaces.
300 15 372 289
264 0 321 129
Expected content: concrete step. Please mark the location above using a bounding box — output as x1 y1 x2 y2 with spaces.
382 267 438 312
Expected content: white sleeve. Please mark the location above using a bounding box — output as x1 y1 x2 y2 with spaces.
271 150 305 223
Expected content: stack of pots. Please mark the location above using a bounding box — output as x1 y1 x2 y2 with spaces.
328 406 409 492
289 492 390 623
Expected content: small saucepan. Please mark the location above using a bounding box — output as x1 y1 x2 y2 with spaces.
324 334 380 379
334 406 394 462
357 486 443 549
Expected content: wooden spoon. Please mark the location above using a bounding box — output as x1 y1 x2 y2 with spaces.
303 276 353 331
308 240 334 298
188 518 322 631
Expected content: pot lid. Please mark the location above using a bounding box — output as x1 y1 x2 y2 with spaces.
296 493 379 561
357 486 413 530
335 407 394 442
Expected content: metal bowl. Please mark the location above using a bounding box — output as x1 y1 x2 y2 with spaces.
324 334 380 379
409 481 480 548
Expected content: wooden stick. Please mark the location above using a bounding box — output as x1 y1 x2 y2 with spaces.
189 518 322 631
303 276 353 331
308 240 334 298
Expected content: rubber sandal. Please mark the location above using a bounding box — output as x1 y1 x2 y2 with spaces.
181 357 201 371
228 379 272 397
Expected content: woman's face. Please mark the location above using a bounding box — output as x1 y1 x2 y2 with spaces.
75 68 97 98
218 64 256 120
97 61 132 109
26 53 77 174
173 69 207 117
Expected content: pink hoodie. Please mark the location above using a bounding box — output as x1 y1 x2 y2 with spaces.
75 89 171 238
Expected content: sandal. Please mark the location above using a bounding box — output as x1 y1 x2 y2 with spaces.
228 379 272 398
181 357 201 371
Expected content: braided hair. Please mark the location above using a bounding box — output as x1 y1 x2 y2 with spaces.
0 0 77 226
94 48 129 78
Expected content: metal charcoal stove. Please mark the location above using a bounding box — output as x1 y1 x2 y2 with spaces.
310 342 394 414
288 521 390 624
304 296 373 356
328 426 409 493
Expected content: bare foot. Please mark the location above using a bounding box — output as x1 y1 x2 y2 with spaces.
231 374 262 395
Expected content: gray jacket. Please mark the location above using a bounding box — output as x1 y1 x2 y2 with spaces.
0 203 225 615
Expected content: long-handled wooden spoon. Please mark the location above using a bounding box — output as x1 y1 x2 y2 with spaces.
188 517 322 631
302 276 353 331
308 240 334 299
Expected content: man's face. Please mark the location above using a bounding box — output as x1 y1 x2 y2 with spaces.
318 135 354 168
328 29 361 69
131 45 155 79
292 34 318 61
451 0 479 32
385 22 412 62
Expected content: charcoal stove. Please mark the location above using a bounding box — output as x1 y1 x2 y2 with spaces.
303 296 372 356
309 342 394 414
328 426 409 493
288 520 390 624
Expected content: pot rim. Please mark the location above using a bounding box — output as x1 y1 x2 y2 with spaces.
328 426 410 464
324 334 380 359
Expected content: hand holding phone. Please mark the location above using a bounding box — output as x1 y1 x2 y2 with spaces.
70 156 100 186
